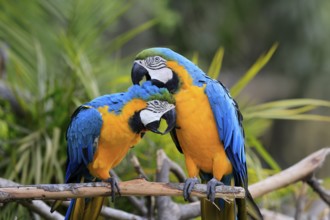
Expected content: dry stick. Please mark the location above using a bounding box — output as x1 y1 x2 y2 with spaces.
249 147 330 199
306 176 330 206
0 178 64 220
59 201 146 220
0 179 245 202
131 155 149 180
294 182 308 220
100 205 147 220
130 154 153 219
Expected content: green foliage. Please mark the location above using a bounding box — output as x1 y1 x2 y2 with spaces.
0 0 153 185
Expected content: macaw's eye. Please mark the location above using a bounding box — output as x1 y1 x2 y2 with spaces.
154 100 160 105
154 56 161 62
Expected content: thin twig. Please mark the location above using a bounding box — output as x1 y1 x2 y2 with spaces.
294 182 307 219
129 155 152 218
306 176 330 206
131 155 149 180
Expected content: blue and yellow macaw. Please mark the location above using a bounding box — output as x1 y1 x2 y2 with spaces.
53 81 176 220
131 48 263 220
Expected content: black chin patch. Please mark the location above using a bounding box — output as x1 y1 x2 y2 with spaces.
151 79 166 88
151 71 179 93
165 72 179 93
129 111 144 134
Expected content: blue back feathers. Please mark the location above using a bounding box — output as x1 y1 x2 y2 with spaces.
86 81 171 114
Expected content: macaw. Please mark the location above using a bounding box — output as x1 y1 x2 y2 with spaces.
131 48 263 220
52 81 176 220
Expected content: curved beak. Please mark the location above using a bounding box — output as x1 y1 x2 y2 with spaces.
144 107 176 135
145 121 162 134
131 61 149 85
162 108 176 134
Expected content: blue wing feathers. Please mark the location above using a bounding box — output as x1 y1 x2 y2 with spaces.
65 106 103 183
205 80 247 185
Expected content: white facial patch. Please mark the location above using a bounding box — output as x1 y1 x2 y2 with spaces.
148 68 173 84
135 56 173 84
140 100 175 126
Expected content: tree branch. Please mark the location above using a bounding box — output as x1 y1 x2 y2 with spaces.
0 178 245 202
249 147 330 198
100 205 147 220
0 178 64 220
260 209 294 220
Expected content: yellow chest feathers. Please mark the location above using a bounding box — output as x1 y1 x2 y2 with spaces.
88 99 146 180
169 61 231 175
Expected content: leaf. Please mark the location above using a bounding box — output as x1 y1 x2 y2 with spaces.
247 136 281 172
230 43 279 97
191 52 199 65
245 99 330 112
244 99 330 122
207 47 224 79
107 19 158 53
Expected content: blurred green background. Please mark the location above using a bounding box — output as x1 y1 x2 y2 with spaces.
0 0 329 218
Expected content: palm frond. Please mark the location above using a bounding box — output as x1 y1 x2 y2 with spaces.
231 43 278 97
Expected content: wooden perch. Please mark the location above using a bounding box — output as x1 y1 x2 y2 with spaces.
0 178 245 203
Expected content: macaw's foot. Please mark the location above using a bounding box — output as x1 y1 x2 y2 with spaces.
106 177 121 202
206 178 224 203
183 177 200 201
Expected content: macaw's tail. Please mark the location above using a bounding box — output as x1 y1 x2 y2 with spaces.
201 198 235 220
65 197 104 220
200 173 263 220
200 174 235 220
201 193 262 220
245 189 263 220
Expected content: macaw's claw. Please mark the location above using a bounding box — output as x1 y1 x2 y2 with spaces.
183 177 200 201
206 178 224 203
106 177 121 202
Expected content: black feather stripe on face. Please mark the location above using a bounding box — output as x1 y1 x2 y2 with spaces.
165 71 180 93
128 111 144 134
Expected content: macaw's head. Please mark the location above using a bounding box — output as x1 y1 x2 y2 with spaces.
131 48 205 93
128 81 176 135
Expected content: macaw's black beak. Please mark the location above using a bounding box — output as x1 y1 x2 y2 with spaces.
131 62 150 85
145 120 162 134
162 108 176 134
145 108 176 135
